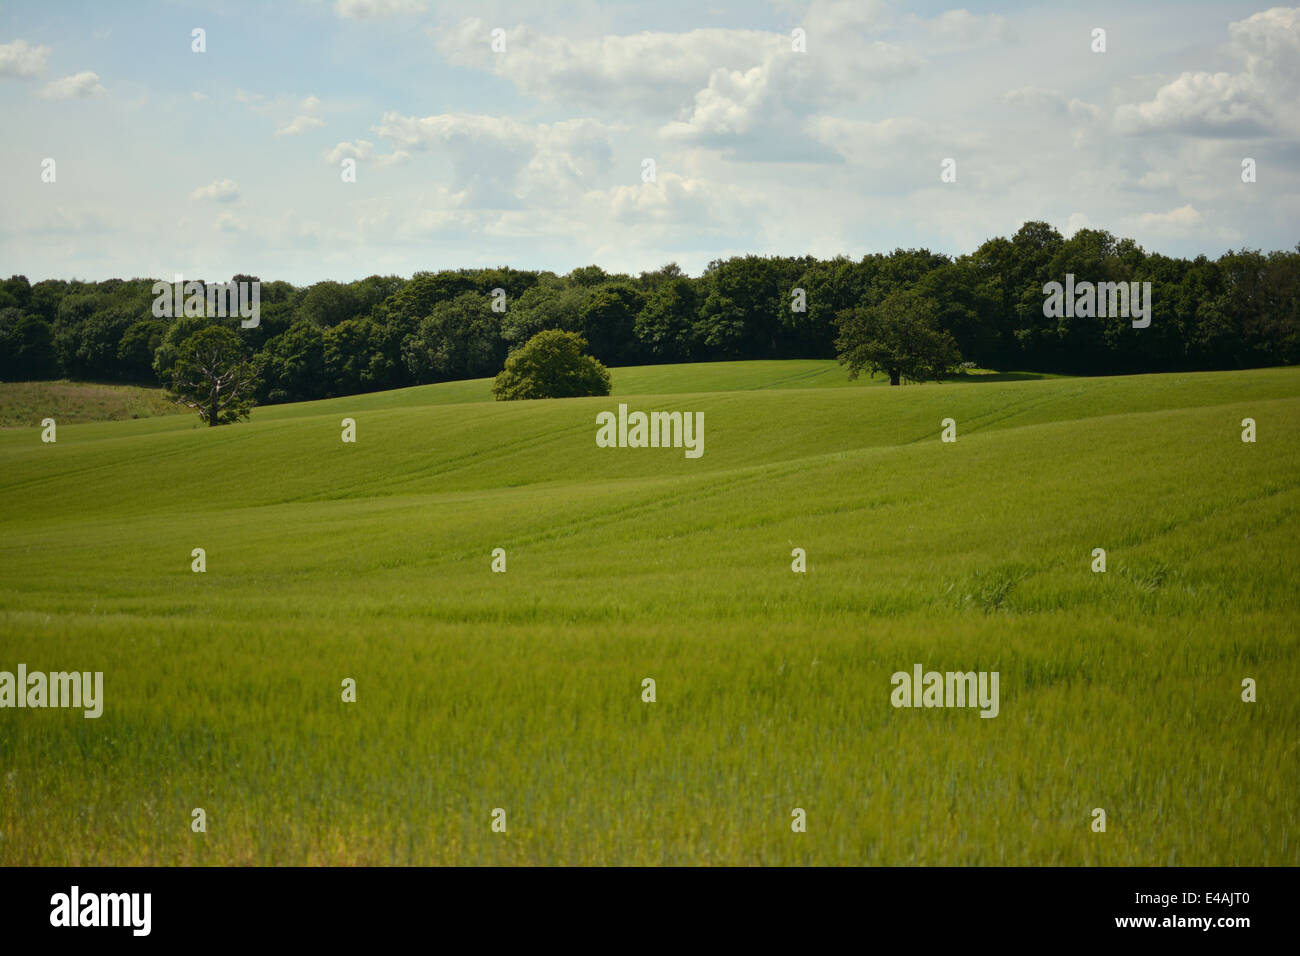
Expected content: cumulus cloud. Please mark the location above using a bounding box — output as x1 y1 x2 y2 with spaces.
1003 87 1101 121
436 13 927 125
367 112 614 205
808 116 934 158
421 4 1014 170
1115 71 1270 136
1115 7 1300 136
323 139 410 167
432 9 955 164
4 1 1290 283
669 65 771 138
908 9 1012 51
436 20 785 114
660 42 920 161
324 140 374 163
238 88 331 136
1137 169 1174 190
190 179 241 203
1229 5 1300 87
0 38 50 78
601 171 753 230
1003 86 1066 112
40 71 105 99
1065 212 1093 235
805 115 995 177
277 115 326 136
335 0 425 18
1068 99 1103 122
1135 204 1205 231
806 0 894 28
389 193 482 241
215 210 245 232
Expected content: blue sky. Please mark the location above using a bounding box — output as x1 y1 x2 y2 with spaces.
1 0 1296 284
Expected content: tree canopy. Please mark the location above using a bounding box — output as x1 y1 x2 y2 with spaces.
0 222 1296 405
835 290 962 385
492 330 612 401
168 325 258 426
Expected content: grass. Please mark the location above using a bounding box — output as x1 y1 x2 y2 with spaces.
0 380 187 428
0 360 1006 430
0 360 1296 865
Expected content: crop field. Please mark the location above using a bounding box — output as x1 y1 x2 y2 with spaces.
0 381 188 428
1 361 1297 865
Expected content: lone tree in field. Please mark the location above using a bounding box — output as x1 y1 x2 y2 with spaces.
492 329 612 400
168 325 257 426
834 289 962 386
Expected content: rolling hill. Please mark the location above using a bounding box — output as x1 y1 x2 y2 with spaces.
1 361 1296 865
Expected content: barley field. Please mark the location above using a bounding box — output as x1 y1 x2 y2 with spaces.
1 361 1296 865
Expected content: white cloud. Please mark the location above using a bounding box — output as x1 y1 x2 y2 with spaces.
1137 169 1174 190
1134 204 1204 231
369 112 614 205
1068 99 1102 122
660 42 918 158
323 139 410 167
436 20 785 114
216 211 245 232
806 115 989 174
808 116 933 157
336 0 425 19
277 115 326 136
432 7 1007 163
325 140 373 163
390 192 481 241
40 71 105 99
600 171 755 231
3 1 1293 283
1065 212 1093 235
1115 71 1269 136
1115 7 1300 136
669 65 771 138
1004 86 1067 112
1228 6 1300 88
436 3 1001 124
0 38 50 78
238 88 331 137
190 179 241 203
1003 87 1100 121
909 9 1011 51
799 0 894 36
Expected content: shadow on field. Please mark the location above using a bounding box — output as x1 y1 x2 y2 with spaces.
947 371 1057 383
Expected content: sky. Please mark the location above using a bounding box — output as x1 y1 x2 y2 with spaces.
1 0 1297 284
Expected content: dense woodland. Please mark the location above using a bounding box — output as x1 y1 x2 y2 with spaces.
1 220 1296 405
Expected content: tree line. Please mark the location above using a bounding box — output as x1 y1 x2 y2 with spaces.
1 220 1296 405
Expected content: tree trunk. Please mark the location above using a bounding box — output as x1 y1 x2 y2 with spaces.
889 369 901 386
209 386 218 426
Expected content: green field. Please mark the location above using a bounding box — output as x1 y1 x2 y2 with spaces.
0 380 188 429
1 360 1297 865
